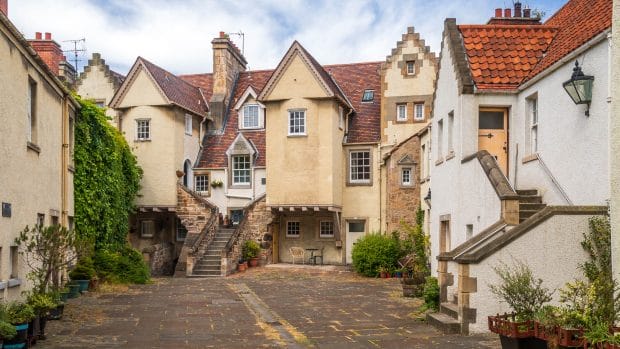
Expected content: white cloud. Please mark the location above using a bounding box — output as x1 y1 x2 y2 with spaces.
7 0 564 76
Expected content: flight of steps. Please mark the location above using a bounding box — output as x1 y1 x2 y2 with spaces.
190 228 235 277
427 297 461 334
516 189 546 223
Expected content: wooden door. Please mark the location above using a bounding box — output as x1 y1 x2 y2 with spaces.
478 108 508 176
272 223 279 263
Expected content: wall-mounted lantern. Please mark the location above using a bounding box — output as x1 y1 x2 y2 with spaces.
424 189 431 208
562 61 594 116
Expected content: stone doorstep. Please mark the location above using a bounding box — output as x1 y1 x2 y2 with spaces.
426 312 461 335
440 302 458 320
516 189 538 196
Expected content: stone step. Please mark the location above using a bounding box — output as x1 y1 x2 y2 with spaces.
516 189 538 196
187 273 220 278
193 266 221 272
518 195 543 204
440 302 458 320
519 203 546 211
519 209 541 219
195 261 220 267
426 312 461 335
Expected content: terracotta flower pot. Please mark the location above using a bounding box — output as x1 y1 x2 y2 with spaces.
249 258 259 267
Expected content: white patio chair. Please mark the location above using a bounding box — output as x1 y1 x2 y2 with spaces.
289 247 305 264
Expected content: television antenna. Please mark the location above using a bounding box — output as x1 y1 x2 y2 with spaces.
63 38 86 72
227 31 245 56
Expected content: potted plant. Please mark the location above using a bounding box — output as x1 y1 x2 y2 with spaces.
69 257 96 293
488 260 552 349
0 320 16 347
237 259 247 272
394 267 405 278
4 301 35 349
26 292 56 340
211 179 223 188
242 240 260 267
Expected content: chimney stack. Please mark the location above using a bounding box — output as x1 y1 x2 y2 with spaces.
523 8 531 18
44 32 52 40
35 32 42 40
210 31 248 131
504 8 512 18
495 8 503 17
514 1 522 17
0 0 7 16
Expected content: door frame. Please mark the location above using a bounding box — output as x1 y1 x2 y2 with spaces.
478 107 509 177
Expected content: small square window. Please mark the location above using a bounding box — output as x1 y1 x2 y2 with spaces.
242 104 260 129
397 104 407 121
287 221 300 237
401 168 412 186
37 213 45 226
319 221 334 238
141 220 155 238
195 174 209 193
406 61 415 75
414 104 425 121
362 89 374 102
185 114 192 135
288 110 306 135
136 119 150 140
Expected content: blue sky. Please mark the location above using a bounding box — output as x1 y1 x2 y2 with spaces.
8 0 566 75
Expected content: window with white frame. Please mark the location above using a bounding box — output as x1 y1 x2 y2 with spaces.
287 221 300 237
319 221 334 238
288 110 306 135
437 119 444 158
349 150 371 183
141 220 155 238
406 61 415 75
232 155 251 185
185 114 192 135
401 167 412 186
362 89 374 102
529 96 538 153
414 103 424 121
397 104 407 121
27 79 37 143
195 174 209 193
242 104 260 129
136 119 150 140
448 111 454 153
421 144 426 179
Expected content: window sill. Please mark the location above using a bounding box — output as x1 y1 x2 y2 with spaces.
420 176 430 184
445 151 455 161
522 153 539 164
7 278 21 288
240 127 264 131
395 119 408 123
140 234 154 239
435 157 444 166
285 235 301 239
287 134 307 138
399 185 415 189
346 181 372 187
413 118 426 123
230 184 251 190
134 139 151 142
27 142 41 154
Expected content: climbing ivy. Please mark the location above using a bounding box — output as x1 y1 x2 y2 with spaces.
74 97 142 250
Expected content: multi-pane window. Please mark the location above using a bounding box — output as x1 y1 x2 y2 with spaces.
350 150 371 183
288 110 306 135
530 97 538 153
243 104 260 128
37 213 45 226
362 89 374 102
27 79 36 143
397 104 407 121
141 220 155 238
136 119 150 140
232 155 251 185
437 119 444 157
320 221 334 238
185 114 192 135
401 168 412 186
195 174 209 192
406 61 415 75
287 221 300 237
414 103 425 121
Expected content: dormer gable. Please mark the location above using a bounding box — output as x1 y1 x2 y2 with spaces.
110 62 168 108
397 154 417 165
234 86 265 130
226 133 258 161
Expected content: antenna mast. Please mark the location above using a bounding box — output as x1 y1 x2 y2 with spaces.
63 38 86 72
226 31 245 56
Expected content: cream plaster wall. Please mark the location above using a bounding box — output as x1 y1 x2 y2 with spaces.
116 68 167 108
0 23 74 299
278 214 342 265
468 214 599 333
384 41 436 98
611 0 620 283
267 55 328 101
76 64 119 124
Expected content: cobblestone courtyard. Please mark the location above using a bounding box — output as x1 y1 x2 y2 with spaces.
38 266 499 348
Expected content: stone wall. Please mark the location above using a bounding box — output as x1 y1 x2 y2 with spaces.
385 135 421 235
223 194 275 274
174 183 218 276
143 243 174 276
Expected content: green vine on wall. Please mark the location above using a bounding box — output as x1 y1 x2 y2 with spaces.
74 97 142 250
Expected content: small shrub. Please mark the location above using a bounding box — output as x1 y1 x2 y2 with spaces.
92 246 150 284
423 276 440 311
5 302 35 324
242 240 260 260
0 320 16 340
26 292 57 316
93 249 118 282
489 259 553 320
351 233 400 277
69 257 96 280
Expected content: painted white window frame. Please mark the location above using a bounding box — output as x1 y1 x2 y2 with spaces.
288 109 306 136
421 144 426 179
397 104 407 121
401 167 412 186
448 112 454 153
437 119 444 158
349 150 371 184
529 97 538 154
242 104 261 129
286 221 301 238
319 221 334 238
136 119 151 141
27 79 36 143
414 103 425 121
194 174 209 193
185 114 192 135
232 154 251 185
406 61 415 75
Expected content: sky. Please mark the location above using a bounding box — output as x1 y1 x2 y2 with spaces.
8 0 566 76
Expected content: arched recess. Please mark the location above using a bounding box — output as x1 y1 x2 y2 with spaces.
183 159 192 188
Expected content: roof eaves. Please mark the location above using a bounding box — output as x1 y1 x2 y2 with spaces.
446 19 475 94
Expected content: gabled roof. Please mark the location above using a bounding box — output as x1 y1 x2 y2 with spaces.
257 41 352 109
452 0 611 92
110 57 208 116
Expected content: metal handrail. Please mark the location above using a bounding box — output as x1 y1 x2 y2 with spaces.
536 153 573 205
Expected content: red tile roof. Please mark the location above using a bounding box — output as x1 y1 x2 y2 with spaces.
529 0 612 78
458 25 557 90
139 57 208 116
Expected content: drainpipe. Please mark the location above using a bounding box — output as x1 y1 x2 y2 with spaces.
61 97 69 227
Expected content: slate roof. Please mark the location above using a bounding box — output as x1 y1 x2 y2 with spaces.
135 57 208 116
455 0 611 91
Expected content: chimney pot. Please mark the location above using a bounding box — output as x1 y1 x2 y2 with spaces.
495 8 503 17
514 1 522 17
35 32 42 40
504 8 512 18
44 32 51 40
0 0 7 16
523 8 531 18
219 31 226 38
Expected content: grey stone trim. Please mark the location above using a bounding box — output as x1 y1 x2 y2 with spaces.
436 219 507 261
476 150 518 199
454 206 608 264
445 19 475 95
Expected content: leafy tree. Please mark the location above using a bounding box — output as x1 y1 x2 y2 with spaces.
74 97 142 250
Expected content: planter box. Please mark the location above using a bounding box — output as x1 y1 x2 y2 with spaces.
488 313 534 338
557 327 584 348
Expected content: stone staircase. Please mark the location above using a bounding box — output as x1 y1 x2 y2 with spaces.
190 228 235 277
517 189 546 223
427 298 461 334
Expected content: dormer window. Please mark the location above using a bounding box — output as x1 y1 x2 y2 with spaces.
242 104 260 129
362 89 374 102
